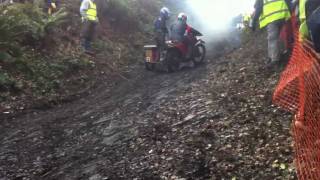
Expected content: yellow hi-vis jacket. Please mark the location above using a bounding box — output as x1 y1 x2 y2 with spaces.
259 0 291 28
244 14 251 23
299 0 309 40
86 0 98 22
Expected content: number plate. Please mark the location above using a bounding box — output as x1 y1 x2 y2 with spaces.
145 50 152 62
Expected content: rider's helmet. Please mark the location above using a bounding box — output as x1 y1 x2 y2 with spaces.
178 12 188 23
160 7 170 19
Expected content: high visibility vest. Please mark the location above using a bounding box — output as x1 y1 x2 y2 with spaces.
299 0 309 40
299 0 307 21
244 14 251 22
86 0 97 21
259 0 291 28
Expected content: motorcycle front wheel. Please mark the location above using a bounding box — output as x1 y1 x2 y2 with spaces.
193 44 206 65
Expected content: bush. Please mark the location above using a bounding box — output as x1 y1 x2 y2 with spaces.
0 1 67 55
0 71 15 91
99 0 162 32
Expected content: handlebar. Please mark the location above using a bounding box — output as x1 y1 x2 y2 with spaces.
190 28 203 36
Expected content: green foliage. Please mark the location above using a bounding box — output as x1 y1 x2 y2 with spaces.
0 8 27 56
0 1 94 100
101 0 162 32
107 0 130 13
0 1 67 56
0 71 15 91
0 0 166 106
103 0 134 25
0 52 12 62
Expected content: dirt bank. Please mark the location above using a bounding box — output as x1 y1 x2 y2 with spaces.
0 32 295 179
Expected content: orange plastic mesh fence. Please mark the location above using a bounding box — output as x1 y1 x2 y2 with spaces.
273 31 320 179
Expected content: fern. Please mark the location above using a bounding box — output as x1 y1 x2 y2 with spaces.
0 2 67 57
44 8 68 34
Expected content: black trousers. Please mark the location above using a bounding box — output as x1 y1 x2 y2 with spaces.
81 20 97 51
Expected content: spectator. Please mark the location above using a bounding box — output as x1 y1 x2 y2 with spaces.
80 0 98 54
306 0 320 52
252 0 291 68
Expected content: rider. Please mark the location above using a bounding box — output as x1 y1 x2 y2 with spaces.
170 13 195 60
154 7 170 60
154 7 170 47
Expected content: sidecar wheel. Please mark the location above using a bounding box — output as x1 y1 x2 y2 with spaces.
145 62 155 71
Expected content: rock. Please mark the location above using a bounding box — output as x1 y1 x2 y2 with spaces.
184 114 196 121
89 174 102 180
93 116 111 125
102 133 121 145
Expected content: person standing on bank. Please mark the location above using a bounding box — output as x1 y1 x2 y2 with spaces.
80 0 98 54
251 0 291 68
46 0 58 15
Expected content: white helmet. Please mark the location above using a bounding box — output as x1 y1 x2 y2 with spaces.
178 12 187 23
160 7 170 19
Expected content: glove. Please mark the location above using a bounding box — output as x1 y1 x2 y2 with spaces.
51 3 56 9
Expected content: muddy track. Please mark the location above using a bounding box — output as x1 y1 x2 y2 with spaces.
0 34 296 180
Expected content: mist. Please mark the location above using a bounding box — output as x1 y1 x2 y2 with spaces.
164 0 255 52
181 0 254 52
186 0 255 31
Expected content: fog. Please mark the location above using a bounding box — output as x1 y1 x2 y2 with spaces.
186 0 255 31
163 0 255 51
177 0 255 51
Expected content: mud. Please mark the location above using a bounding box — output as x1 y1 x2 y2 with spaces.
0 32 296 179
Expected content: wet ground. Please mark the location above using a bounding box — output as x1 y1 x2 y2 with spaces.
0 33 296 179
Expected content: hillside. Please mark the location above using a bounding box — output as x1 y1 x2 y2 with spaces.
0 0 162 114
0 1 298 179
0 28 296 179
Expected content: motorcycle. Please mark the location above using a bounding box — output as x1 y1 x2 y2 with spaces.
144 28 206 72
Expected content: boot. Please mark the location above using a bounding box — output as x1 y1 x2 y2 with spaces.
266 58 279 70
